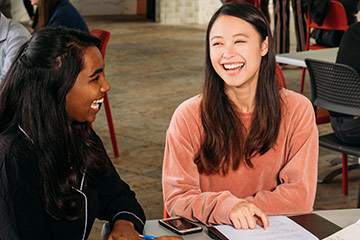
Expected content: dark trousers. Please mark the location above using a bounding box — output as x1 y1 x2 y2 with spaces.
23 0 34 18
330 115 360 146
273 0 307 53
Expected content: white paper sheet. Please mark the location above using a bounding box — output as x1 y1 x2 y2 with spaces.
214 215 319 240
323 219 360 240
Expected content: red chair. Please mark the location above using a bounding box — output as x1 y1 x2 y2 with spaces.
276 63 286 88
90 29 119 157
299 1 348 93
163 206 170 219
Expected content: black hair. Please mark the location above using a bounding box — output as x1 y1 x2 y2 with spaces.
0 27 108 220
195 2 281 174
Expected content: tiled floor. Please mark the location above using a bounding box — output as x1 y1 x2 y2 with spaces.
80 15 360 239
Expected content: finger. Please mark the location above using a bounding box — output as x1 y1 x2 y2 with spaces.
244 209 257 229
230 215 242 229
253 208 269 230
156 236 184 240
261 214 269 230
238 214 249 230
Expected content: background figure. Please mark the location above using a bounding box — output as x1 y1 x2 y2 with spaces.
0 0 11 18
329 22 360 145
260 0 270 23
23 0 35 20
0 12 30 82
31 0 88 32
307 0 360 47
273 0 307 53
340 0 360 25
225 0 270 22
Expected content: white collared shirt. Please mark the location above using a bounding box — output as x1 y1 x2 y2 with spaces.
0 13 30 82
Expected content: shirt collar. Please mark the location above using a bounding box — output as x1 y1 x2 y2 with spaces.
0 13 11 42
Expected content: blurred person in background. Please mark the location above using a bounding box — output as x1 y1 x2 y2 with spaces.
0 11 30 82
30 0 89 32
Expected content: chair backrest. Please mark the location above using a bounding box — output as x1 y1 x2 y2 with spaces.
306 1 348 50
308 1 348 31
90 29 111 60
305 58 360 116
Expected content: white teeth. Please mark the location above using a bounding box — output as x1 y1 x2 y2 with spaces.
223 63 244 70
93 98 104 104
91 98 104 111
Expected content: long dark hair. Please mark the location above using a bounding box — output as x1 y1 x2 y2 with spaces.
194 2 281 175
0 27 108 220
35 0 61 30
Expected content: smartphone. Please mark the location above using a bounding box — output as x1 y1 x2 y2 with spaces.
158 216 203 235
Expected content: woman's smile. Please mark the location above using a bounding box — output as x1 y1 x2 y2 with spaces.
222 62 245 75
90 97 104 112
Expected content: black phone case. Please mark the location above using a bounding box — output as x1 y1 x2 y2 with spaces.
158 219 203 235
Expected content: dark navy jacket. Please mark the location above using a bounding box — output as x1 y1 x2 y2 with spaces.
48 0 89 32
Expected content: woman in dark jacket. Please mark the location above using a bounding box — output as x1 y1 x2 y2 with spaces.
329 22 360 145
30 0 89 32
0 27 180 240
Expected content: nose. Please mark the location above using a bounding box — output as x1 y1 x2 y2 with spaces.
100 76 110 93
223 44 236 59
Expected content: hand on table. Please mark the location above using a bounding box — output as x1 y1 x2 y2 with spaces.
107 220 140 240
107 220 183 240
229 202 269 230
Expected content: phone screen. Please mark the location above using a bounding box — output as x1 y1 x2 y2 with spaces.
163 218 198 230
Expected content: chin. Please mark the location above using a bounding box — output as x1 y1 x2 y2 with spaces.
88 116 97 123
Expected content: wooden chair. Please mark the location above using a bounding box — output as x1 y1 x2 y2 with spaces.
306 58 360 195
90 29 119 157
300 1 348 93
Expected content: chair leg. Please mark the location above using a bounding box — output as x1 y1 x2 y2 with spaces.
342 153 348 195
104 92 119 157
358 179 360 208
300 67 306 94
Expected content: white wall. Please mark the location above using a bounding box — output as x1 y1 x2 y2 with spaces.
156 0 221 25
11 0 29 22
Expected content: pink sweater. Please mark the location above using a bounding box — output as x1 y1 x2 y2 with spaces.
162 88 318 226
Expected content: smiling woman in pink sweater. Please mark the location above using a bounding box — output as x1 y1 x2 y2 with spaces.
162 2 318 231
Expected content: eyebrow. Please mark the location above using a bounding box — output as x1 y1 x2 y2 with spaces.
210 33 249 41
234 33 249 38
89 68 103 78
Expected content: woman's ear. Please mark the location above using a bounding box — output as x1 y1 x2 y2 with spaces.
261 36 269 56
